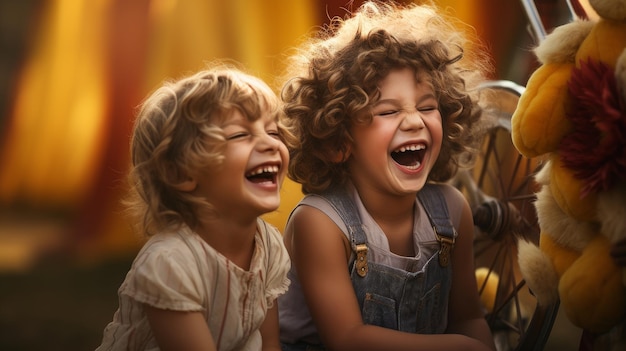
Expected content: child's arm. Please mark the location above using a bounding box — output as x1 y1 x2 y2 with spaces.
145 305 217 351
288 204 494 351
444 188 497 351
259 302 282 351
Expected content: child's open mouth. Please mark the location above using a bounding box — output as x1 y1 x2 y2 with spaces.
245 164 279 184
391 144 425 170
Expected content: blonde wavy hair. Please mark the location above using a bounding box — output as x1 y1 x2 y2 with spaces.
280 0 493 194
125 64 287 236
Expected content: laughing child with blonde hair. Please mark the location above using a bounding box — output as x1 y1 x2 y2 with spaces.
97 64 291 351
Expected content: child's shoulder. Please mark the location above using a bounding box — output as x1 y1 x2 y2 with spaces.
256 217 291 273
135 229 197 259
125 230 205 285
257 217 284 240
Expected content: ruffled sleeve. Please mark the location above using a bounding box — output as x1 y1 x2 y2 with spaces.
258 219 291 308
120 236 206 312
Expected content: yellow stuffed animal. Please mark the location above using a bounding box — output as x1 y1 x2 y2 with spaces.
511 0 626 348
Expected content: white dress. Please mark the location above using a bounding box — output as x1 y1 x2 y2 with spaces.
96 218 290 351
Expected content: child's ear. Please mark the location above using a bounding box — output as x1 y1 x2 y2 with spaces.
328 145 351 163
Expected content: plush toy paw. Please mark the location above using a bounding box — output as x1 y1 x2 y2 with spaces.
511 64 574 157
518 239 560 305
559 235 626 333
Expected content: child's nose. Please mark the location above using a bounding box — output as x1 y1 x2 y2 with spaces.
259 133 282 151
401 110 426 130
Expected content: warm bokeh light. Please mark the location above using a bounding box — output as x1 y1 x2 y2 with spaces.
1 0 109 209
0 0 578 268
0 1 591 350
0 0 532 272
0 0 321 269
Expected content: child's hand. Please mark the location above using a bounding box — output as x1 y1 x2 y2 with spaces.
610 239 626 267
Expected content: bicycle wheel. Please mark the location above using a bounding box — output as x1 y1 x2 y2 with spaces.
452 80 559 351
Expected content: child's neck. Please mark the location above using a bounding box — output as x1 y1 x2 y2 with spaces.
355 186 417 257
194 217 257 270
355 185 416 221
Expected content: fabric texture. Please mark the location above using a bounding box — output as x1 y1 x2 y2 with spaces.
96 218 290 351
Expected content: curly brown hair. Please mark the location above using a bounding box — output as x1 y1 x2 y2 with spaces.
125 63 288 236
280 1 493 194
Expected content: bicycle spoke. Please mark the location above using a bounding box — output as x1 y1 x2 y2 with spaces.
458 82 559 351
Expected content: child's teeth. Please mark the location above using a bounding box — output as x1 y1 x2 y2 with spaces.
248 165 278 176
405 161 421 170
397 144 425 152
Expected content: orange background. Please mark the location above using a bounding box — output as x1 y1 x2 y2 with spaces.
0 0 555 271
0 1 591 350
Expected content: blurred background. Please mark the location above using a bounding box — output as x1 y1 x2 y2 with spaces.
0 0 592 349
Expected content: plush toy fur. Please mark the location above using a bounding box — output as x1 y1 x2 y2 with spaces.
511 0 626 347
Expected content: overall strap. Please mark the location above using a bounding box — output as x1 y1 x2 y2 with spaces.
319 188 370 277
417 184 456 267
318 184 457 275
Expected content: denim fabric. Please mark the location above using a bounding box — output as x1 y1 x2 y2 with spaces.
325 184 454 333
351 246 449 332
280 185 455 351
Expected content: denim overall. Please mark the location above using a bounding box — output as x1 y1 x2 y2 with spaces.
281 184 455 351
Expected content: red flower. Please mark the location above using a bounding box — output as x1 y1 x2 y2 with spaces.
560 58 626 196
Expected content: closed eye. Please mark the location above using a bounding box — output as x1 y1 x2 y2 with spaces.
226 132 249 140
267 129 281 140
375 110 399 117
418 106 438 113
